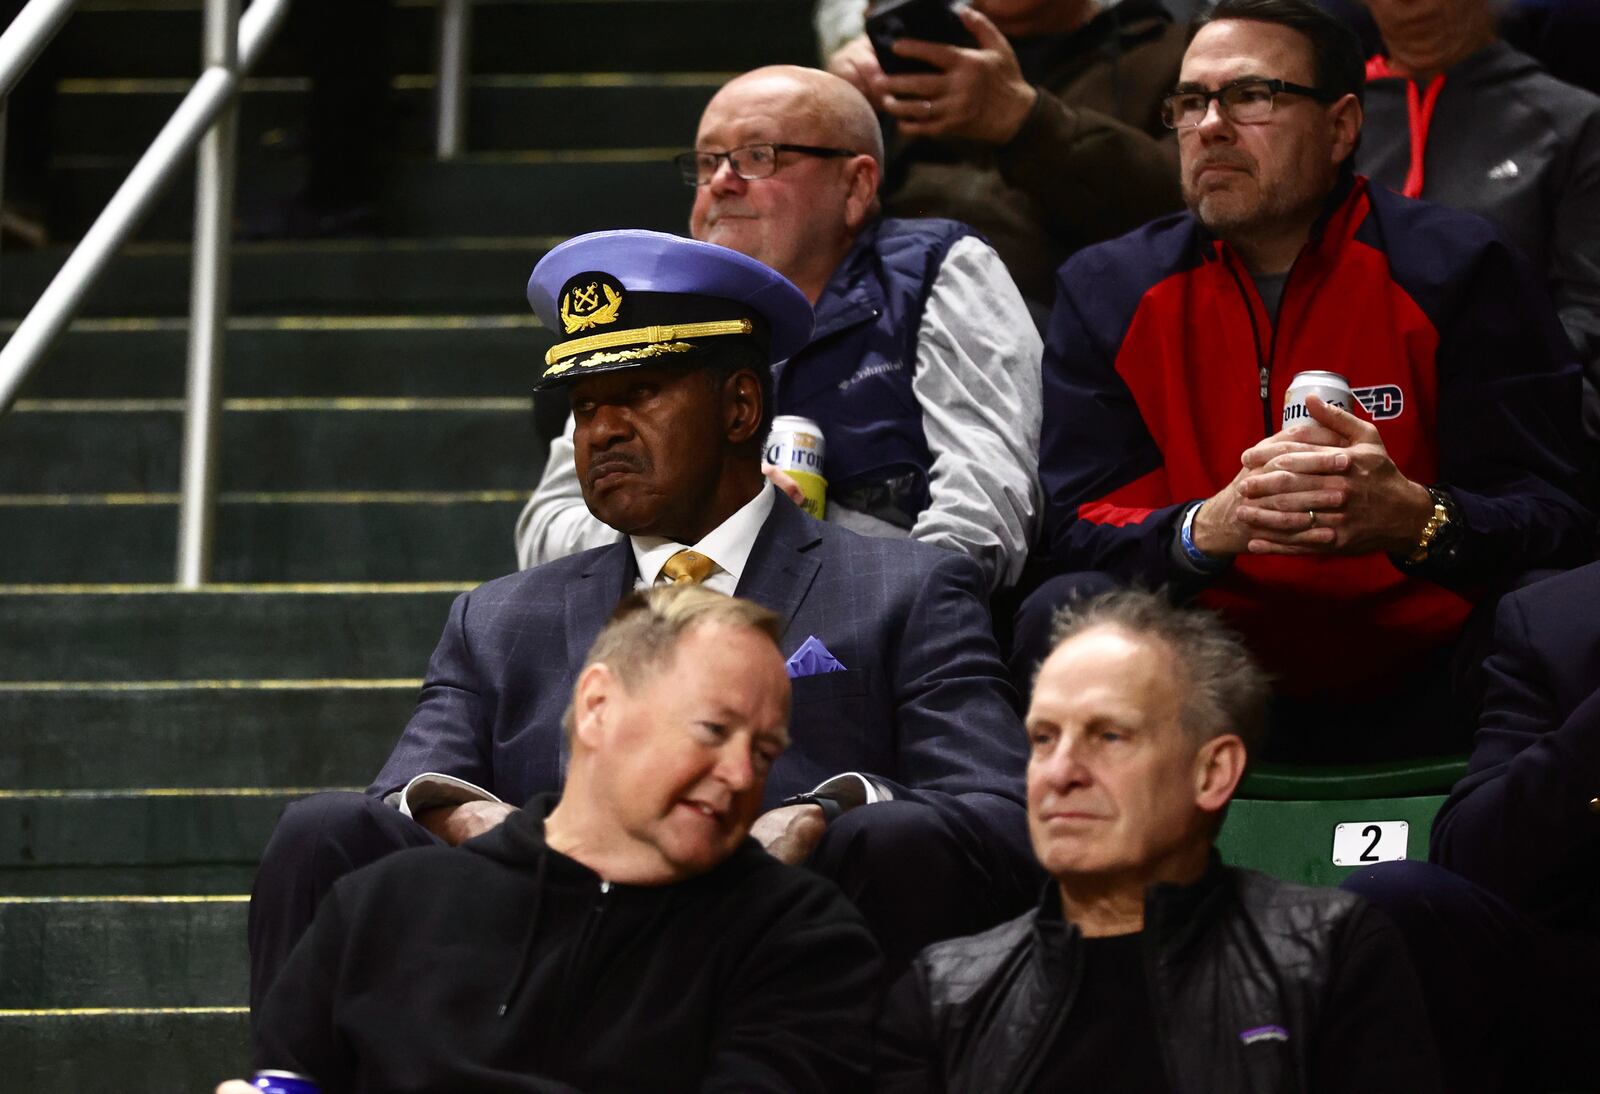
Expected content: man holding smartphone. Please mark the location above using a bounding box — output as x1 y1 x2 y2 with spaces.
822 0 1187 317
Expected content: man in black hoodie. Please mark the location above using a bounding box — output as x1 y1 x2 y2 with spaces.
223 585 882 1093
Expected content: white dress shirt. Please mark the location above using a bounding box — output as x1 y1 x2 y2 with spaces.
397 482 883 818
630 481 774 594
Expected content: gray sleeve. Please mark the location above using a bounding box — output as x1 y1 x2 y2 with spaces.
908 235 1043 591
815 0 867 62
512 413 625 570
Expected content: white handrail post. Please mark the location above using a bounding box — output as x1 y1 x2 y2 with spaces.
176 0 241 587
436 0 471 160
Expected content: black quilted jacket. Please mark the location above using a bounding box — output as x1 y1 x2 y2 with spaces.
874 858 1442 1093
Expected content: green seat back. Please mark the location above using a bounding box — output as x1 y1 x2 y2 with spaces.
1239 756 1468 800
1217 793 1448 888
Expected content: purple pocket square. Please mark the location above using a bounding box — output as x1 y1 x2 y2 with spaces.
785 635 847 679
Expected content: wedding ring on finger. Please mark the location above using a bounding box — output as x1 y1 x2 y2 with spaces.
1307 510 1318 528
923 98 934 116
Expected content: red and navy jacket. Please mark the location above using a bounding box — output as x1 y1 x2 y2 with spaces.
1039 175 1592 691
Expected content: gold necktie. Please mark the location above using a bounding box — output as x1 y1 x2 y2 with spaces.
660 549 718 585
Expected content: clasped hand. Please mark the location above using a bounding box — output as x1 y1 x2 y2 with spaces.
1193 396 1433 558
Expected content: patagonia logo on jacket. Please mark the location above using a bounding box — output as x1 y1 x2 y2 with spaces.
1239 1025 1291 1046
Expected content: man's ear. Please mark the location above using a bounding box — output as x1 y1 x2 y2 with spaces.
573 662 616 749
1327 93 1363 169
721 368 766 445
1194 733 1247 815
843 154 881 233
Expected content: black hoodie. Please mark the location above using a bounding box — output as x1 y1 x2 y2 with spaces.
253 795 882 1092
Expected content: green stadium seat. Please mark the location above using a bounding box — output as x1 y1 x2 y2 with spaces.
1217 757 1469 888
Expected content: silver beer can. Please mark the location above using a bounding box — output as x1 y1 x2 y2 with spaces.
764 415 828 519
1282 370 1355 430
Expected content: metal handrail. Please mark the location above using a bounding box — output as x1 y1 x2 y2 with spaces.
0 0 73 100
436 0 472 160
0 0 291 585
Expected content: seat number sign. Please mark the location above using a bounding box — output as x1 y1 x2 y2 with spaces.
1331 820 1410 867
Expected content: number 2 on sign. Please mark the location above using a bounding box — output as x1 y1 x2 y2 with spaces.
1331 820 1410 866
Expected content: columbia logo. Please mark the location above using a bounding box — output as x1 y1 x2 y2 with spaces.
1239 1025 1290 1046
1487 159 1520 180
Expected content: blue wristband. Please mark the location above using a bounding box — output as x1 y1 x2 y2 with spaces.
1180 502 1229 572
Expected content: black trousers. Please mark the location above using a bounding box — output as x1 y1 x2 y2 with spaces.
1342 860 1600 1093
248 792 439 1018
1010 569 1516 763
248 791 1039 1018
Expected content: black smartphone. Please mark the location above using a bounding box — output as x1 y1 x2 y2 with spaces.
865 0 978 76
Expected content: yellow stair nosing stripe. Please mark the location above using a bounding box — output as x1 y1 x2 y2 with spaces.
0 582 475 594
103 233 564 258
0 1006 248 1018
63 70 732 96
0 787 361 800
0 314 542 334
0 894 248 904
0 678 420 692
11 396 533 412
0 490 527 506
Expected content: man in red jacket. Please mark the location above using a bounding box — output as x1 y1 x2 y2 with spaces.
1019 0 1591 761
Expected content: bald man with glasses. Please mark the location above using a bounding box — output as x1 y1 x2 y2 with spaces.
517 65 1044 596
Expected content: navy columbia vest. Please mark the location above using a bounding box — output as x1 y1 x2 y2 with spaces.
773 217 975 528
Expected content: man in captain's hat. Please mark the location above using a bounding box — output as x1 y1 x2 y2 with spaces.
246 229 1038 1014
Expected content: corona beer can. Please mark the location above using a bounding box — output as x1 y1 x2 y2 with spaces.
252 1072 321 1094
1282 370 1355 430
765 415 827 519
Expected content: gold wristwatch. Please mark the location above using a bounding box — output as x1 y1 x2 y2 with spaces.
1406 488 1454 564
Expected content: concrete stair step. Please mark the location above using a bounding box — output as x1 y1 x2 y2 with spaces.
0 237 553 317
0 587 463 680
10 315 545 399
50 152 687 241
59 73 726 156
0 896 247 1008
1 682 413 789
1 865 257 897
0 788 306 872
0 1007 248 1092
0 400 539 493
52 0 813 79
0 495 525 583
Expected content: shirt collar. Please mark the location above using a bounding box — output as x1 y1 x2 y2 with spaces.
631 482 776 587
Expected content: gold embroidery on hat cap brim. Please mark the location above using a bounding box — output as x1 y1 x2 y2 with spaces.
544 318 754 367
542 341 696 378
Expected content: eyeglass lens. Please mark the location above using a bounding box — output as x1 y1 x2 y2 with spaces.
1163 82 1277 129
681 144 780 185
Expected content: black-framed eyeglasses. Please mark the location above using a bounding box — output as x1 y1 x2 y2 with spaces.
1160 78 1338 130
674 143 858 186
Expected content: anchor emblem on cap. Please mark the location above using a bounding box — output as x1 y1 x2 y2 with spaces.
559 272 624 334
